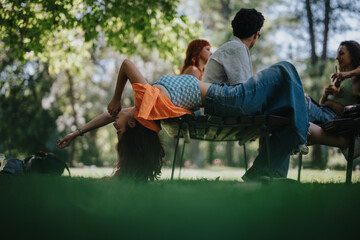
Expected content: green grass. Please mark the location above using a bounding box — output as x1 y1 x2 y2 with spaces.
1 169 360 239
69 166 360 183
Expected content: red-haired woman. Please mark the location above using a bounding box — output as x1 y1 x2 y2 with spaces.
180 39 212 80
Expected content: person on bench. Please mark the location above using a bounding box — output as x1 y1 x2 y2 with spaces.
203 8 275 181
306 74 360 160
59 58 309 181
180 39 212 80
304 40 360 159
203 8 264 85
57 40 212 177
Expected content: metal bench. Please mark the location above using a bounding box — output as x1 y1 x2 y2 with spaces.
297 104 360 184
161 114 290 180
162 104 360 183
297 117 360 184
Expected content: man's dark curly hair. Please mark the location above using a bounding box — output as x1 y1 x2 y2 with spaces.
231 8 265 39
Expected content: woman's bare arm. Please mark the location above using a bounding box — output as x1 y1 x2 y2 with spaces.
332 66 360 82
56 111 116 149
319 85 335 104
319 85 344 116
323 100 345 116
108 59 147 116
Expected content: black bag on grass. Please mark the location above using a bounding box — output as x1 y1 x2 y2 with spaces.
1 158 24 174
23 151 71 176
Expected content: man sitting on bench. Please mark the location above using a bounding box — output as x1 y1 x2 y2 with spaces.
203 8 298 181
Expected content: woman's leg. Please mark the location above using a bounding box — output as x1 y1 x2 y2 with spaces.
308 122 348 148
304 93 339 123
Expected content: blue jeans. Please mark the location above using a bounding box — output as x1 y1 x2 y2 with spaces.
304 93 340 123
204 61 309 178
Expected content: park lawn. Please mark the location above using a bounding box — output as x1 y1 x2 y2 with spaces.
1 172 359 240
69 166 360 183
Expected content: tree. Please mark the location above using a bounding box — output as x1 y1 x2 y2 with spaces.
0 52 62 158
0 0 199 64
0 0 200 165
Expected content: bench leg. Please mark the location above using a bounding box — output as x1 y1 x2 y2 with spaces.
297 154 302 182
178 141 186 179
243 144 248 172
346 133 355 184
171 127 181 181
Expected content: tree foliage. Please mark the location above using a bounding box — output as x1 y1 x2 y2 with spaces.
0 54 62 157
0 0 200 164
0 0 199 63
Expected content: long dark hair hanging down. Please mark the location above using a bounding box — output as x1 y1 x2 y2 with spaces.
114 122 164 181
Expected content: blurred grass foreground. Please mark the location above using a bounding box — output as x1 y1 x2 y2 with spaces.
1 168 360 240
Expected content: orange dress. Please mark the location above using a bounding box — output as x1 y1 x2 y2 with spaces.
132 83 194 132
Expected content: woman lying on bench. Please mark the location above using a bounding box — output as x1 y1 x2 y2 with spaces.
58 59 310 180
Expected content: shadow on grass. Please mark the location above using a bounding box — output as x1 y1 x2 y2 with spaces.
1 174 359 239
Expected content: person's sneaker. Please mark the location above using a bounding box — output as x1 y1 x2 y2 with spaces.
341 137 360 161
291 144 309 155
242 168 286 182
242 174 271 182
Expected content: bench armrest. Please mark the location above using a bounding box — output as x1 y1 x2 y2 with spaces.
344 104 360 118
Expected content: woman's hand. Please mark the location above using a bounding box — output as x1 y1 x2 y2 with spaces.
331 72 351 83
107 98 122 117
320 85 336 104
323 85 336 96
56 132 77 149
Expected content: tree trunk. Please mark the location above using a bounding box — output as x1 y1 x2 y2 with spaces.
226 142 234 166
66 70 78 167
311 145 323 169
305 0 327 167
321 0 330 62
305 0 318 66
320 0 331 74
311 145 328 169
220 0 231 21
191 140 204 168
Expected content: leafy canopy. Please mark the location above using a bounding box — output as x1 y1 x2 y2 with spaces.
0 0 199 63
